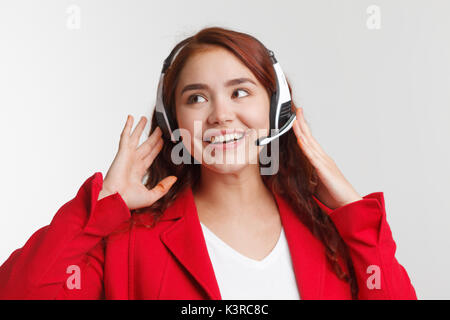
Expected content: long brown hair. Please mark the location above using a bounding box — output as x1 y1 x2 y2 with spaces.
131 27 358 299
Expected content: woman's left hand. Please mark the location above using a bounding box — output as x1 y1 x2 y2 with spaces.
292 107 363 210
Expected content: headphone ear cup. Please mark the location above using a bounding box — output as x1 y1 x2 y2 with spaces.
278 101 293 128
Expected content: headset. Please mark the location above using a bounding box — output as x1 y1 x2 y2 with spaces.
155 38 297 146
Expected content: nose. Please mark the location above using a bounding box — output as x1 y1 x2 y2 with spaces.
207 96 235 125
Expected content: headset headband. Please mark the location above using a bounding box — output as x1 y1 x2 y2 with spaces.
154 39 297 146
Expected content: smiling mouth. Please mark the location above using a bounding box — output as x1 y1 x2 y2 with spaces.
202 130 248 145
209 135 245 145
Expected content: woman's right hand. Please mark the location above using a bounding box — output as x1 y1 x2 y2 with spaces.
98 115 177 210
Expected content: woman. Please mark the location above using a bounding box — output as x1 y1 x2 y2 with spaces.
0 27 416 300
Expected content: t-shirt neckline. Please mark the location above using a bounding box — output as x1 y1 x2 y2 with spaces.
200 221 284 267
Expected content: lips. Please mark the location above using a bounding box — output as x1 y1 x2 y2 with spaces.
203 132 247 150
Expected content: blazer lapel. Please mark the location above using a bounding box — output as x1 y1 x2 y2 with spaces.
274 192 326 300
159 187 222 300
159 186 326 300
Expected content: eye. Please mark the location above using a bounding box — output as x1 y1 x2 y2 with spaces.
186 88 250 105
233 88 249 99
187 94 207 104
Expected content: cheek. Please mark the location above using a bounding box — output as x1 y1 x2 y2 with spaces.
176 109 205 157
242 100 270 132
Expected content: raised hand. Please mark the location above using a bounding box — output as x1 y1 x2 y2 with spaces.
292 107 363 210
98 115 177 210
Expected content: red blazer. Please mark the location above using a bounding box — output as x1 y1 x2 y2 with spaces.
0 172 417 300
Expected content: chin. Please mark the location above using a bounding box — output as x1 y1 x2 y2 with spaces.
201 162 250 175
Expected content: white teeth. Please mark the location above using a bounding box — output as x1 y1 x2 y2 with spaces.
207 132 245 144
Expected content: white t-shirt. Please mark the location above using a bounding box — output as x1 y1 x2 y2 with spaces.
200 222 301 300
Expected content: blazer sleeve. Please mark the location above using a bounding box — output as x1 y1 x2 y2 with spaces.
312 192 417 300
0 172 131 299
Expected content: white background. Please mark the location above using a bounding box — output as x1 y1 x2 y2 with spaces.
0 0 449 299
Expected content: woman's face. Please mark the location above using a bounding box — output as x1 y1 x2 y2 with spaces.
175 45 270 174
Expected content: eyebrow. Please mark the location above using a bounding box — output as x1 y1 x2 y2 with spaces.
180 77 257 95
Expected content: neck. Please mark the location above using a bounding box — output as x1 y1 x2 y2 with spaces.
193 164 275 223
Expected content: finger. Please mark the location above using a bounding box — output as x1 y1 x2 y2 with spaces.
293 119 323 163
293 119 314 151
146 176 178 204
120 115 133 145
136 127 163 159
142 138 163 169
293 119 313 153
295 108 327 157
296 108 312 138
296 131 324 168
292 118 302 142
130 116 148 146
